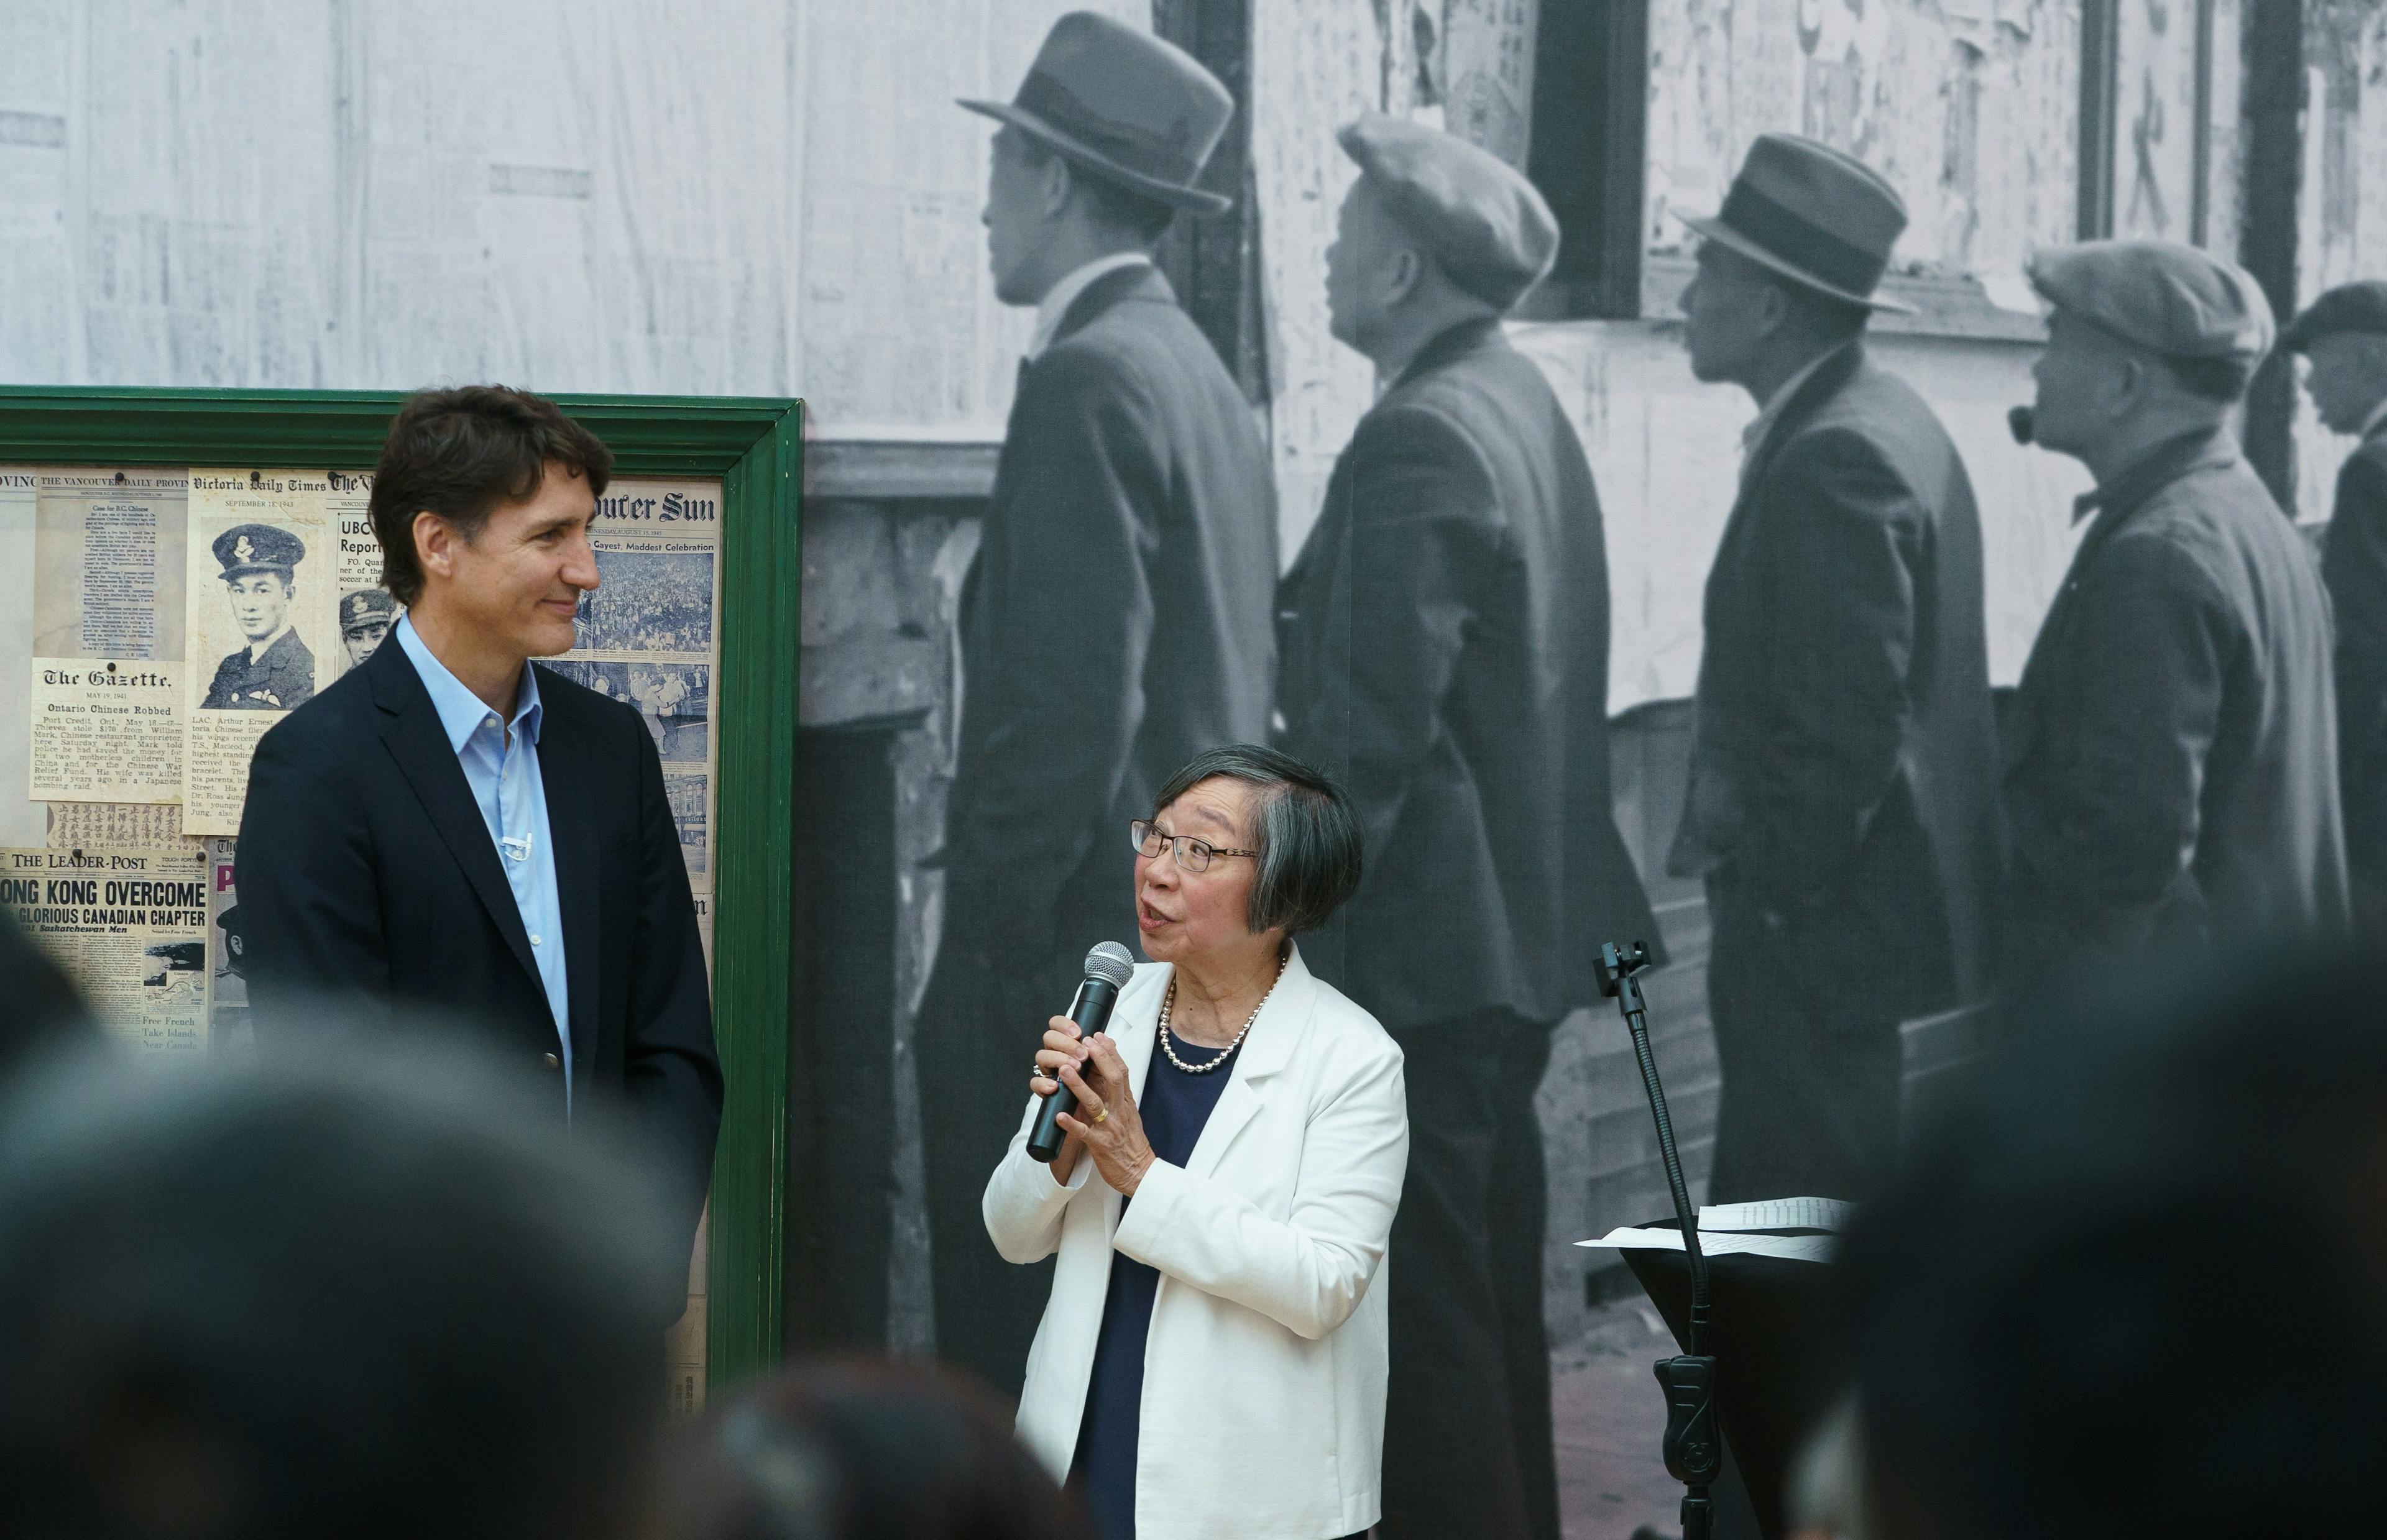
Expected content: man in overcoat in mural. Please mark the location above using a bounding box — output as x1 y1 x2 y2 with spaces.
1276 114 1660 1540
918 12 1277 1398
1669 134 2004 1209
2283 278 2387 928
2007 240 2347 968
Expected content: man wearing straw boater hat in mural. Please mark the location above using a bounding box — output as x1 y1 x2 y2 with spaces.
1668 135 2003 1208
919 12 1276 1398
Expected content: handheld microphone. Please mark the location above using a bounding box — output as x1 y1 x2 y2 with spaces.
2008 404 2035 444
1026 942 1138 1163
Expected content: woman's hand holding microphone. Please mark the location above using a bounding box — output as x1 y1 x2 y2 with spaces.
1029 1017 1154 1196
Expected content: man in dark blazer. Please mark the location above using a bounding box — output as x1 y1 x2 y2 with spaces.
2007 241 2347 966
920 13 1276 1396
234 387 722 1306
1277 115 1659 1540
2284 280 2387 928
1670 135 2003 1208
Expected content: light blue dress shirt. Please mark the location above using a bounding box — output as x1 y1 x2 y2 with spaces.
393 615 572 1109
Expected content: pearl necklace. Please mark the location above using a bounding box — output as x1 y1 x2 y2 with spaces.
1157 953 1287 1075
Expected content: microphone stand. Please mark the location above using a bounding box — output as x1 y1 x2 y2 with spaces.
1598 941 1721 1540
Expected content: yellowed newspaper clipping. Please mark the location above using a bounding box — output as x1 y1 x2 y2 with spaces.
45 800 192 851
327 470 400 681
203 836 251 1056
551 476 722 892
180 471 339 836
27 469 190 803
2 844 214 1053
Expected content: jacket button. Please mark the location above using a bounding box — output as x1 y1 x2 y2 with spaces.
543 1052 562 1070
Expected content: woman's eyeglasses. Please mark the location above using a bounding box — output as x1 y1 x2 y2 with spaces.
1129 819 1258 874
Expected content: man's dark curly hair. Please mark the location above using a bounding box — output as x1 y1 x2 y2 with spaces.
367 385 613 605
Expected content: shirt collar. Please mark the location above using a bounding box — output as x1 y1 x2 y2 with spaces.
246 623 295 662
393 613 543 753
1741 345 1846 459
2071 426 2240 526
2361 395 2387 441
1027 252 1150 360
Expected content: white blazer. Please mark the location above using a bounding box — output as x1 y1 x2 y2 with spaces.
983 945 1408 1540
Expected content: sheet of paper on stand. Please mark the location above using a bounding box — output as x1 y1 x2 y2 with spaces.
1576 1227 1838 1264
1695 1196 1856 1233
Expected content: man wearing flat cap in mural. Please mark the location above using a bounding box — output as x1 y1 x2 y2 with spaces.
1276 112 1657 1540
1669 134 2003 1209
2284 279 2387 927
201 522 317 711
2007 240 2346 968
919 11 1276 1397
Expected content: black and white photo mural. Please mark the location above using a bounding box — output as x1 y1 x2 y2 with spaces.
0 2 2379 1537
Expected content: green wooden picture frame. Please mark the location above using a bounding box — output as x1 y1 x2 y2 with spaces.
0 385 803 1394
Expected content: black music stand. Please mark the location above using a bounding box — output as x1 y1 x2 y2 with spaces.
1621 1232 1842 1539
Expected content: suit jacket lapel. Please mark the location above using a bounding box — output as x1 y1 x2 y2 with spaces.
533 671 603 1078
366 641 543 992
1711 346 1867 600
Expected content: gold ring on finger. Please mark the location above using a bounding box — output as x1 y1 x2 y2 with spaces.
1092 1108 1109 1125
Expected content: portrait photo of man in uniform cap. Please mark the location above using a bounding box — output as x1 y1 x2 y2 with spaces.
336 589 397 676
200 522 316 712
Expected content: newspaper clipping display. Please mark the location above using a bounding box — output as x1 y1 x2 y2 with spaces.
179 471 338 835
27 469 189 804
3 843 212 1053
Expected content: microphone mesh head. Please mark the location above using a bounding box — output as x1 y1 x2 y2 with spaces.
1083 942 1136 988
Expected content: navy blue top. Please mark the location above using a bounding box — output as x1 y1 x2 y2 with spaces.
1072 1024 1244 1540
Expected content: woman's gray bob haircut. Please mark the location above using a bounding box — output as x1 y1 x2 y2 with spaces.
1149 745 1362 937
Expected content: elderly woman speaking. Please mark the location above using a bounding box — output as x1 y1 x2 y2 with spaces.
982 745 1408 1540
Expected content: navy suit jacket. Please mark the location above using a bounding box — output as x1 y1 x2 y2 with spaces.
234 636 722 1269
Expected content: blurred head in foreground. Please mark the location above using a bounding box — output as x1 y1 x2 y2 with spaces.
1830 950 2387 1539
671 1357 1095 1540
0 1031 679 1540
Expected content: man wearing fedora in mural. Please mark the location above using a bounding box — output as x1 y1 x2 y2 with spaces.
1276 113 1658 1540
1668 134 2002 1206
918 12 1276 1397
2005 241 2345 969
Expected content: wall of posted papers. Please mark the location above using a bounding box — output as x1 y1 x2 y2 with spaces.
0 465 725 1409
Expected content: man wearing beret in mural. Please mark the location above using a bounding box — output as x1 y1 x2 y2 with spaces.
919 12 1277 1398
2008 239 2347 966
201 523 317 711
1276 113 1658 1540
2284 278 2387 927
1669 134 2003 1211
